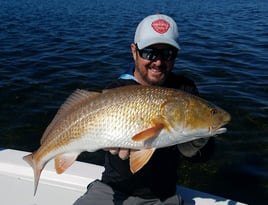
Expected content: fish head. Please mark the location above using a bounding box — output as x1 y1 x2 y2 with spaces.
182 95 231 136
163 94 231 138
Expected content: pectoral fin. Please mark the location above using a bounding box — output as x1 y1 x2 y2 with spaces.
129 148 155 173
55 152 79 174
132 123 164 142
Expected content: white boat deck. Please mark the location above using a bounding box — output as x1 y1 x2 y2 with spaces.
0 149 246 205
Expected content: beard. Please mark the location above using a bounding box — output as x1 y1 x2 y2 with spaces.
144 66 169 85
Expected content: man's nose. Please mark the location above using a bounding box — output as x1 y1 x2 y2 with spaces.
153 56 165 66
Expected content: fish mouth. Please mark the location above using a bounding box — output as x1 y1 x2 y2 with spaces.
209 116 230 135
213 127 227 135
209 124 228 135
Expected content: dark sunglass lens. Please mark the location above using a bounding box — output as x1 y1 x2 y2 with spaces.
162 49 177 61
139 49 157 60
138 46 178 61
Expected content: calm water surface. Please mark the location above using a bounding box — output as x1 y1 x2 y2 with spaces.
0 0 267 204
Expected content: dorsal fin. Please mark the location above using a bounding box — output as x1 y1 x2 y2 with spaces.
40 89 101 144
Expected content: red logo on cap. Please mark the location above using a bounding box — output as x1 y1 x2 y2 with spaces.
151 19 170 34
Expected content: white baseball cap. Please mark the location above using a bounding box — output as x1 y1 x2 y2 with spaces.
134 14 180 50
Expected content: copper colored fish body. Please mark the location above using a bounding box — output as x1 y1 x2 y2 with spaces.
23 85 231 195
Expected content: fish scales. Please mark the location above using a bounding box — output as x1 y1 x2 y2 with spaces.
33 87 167 165
23 85 231 195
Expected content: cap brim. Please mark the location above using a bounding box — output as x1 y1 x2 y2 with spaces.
137 37 180 50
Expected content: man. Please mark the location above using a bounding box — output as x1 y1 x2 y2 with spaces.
74 14 213 205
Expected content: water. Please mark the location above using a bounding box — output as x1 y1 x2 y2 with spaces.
0 0 267 204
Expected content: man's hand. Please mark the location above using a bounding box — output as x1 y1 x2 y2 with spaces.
177 138 209 157
108 148 130 160
107 138 209 159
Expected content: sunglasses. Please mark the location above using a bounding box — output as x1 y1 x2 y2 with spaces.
136 45 178 61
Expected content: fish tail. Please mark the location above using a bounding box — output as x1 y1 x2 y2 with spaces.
23 153 42 196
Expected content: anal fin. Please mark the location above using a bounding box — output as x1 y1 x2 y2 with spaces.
55 152 79 174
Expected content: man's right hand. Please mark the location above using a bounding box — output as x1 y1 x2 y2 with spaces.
108 148 130 160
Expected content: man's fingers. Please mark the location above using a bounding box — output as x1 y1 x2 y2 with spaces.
106 148 131 160
118 149 130 160
109 148 120 155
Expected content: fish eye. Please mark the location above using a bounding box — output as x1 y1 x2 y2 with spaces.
211 108 218 115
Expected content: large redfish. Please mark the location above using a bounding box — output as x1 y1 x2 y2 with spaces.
23 85 231 195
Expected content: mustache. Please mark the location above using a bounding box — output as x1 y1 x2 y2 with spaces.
148 65 167 73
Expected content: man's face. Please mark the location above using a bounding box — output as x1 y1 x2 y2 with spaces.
131 43 177 86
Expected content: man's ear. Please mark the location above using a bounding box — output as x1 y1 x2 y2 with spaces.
131 43 137 61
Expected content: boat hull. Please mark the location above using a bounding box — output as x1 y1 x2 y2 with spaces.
0 149 246 205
